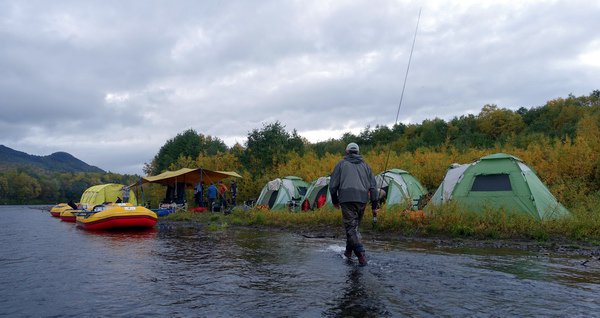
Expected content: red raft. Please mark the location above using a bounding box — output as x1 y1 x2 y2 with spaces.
59 209 77 222
76 204 157 231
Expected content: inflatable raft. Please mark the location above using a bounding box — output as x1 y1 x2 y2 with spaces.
59 209 80 222
76 203 157 231
49 203 70 217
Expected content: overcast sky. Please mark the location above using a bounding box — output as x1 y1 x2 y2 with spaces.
1 0 599 174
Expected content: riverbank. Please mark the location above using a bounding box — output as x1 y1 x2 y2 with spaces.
33 204 600 258
162 207 600 259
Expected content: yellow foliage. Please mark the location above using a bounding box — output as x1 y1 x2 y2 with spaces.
576 114 600 154
478 104 525 138
195 152 240 171
157 114 600 208
275 151 342 181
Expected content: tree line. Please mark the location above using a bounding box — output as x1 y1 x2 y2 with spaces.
4 90 599 206
146 90 600 207
0 167 138 204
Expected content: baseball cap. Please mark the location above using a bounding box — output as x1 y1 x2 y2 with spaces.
346 142 359 153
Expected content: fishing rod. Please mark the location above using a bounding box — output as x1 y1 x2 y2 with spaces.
376 8 422 227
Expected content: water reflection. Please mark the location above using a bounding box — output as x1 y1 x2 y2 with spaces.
325 265 390 318
80 228 158 239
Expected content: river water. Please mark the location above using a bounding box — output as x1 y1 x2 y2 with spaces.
0 206 598 317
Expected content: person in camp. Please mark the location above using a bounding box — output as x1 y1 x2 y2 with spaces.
194 182 204 207
329 142 378 266
218 181 228 210
207 183 217 211
230 180 237 206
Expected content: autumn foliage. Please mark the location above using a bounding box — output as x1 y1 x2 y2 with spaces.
143 91 600 212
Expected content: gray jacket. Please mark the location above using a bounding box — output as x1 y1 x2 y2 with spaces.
329 154 378 209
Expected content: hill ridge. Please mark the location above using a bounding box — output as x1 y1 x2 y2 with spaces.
0 145 105 173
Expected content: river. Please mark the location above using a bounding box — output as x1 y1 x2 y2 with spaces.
0 205 598 317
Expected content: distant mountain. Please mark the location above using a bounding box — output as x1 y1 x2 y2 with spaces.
0 145 105 173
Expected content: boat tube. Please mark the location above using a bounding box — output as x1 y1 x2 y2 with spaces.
49 203 70 217
59 209 79 222
75 203 157 231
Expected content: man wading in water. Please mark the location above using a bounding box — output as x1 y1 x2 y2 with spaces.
329 142 378 266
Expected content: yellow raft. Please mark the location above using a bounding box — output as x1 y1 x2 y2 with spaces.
75 203 157 231
49 203 70 217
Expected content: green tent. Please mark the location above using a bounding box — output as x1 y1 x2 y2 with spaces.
255 176 309 211
426 153 570 220
301 176 332 211
375 169 427 210
79 183 137 210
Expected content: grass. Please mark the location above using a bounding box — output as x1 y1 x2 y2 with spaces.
164 194 600 243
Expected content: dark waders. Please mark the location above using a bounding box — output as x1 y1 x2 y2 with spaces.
341 202 366 256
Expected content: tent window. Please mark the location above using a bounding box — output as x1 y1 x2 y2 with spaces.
471 174 512 191
298 187 307 196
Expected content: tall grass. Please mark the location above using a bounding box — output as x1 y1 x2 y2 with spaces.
165 194 600 243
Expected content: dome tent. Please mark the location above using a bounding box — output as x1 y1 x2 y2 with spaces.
79 183 137 210
255 176 309 210
301 176 332 211
375 169 427 210
426 153 570 220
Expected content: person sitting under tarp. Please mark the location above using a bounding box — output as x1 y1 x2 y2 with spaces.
163 185 175 204
173 182 186 205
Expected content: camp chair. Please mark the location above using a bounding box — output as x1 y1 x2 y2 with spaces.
159 200 187 214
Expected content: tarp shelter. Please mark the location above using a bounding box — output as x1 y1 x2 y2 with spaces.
79 183 137 210
426 153 570 220
139 168 242 204
255 176 309 210
301 176 332 211
141 168 242 186
375 169 427 210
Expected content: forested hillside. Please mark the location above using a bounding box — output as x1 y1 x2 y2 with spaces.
0 145 104 173
0 147 134 204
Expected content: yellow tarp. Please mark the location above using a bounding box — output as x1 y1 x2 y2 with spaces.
79 183 137 208
140 168 241 187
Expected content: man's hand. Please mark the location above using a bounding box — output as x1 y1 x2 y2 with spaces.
334 203 340 209
372 209 379 224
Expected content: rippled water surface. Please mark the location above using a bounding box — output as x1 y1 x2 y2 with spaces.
1 206 598 317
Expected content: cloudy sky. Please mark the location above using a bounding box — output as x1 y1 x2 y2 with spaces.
1 0 599 174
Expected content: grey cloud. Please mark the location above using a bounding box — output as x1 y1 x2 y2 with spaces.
1 0 599 174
